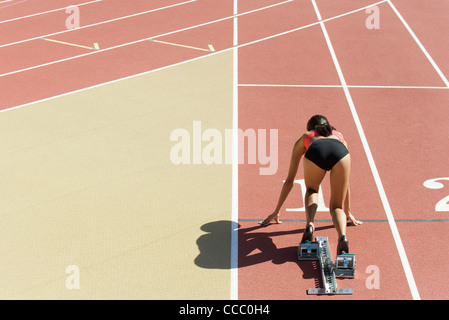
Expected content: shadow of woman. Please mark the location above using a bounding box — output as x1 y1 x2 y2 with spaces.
194 220 235 269
194 220 334 281
237 223 334 282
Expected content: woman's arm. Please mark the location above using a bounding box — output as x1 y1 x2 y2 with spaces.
261 136 306 225
344 185 363 226
344 184 351 213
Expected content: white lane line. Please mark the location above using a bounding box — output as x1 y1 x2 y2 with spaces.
387 0 449 88
0 50 224 114
230 0 239 302
0 0 27 10
311 0 421 300
0 0 293 78
238 84 449 89
150 0 293 40
0 0 198 48
0 0 394 113
0 0 101 24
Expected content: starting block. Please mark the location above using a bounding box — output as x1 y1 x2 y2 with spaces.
335 253 356 278
298 241 319 260
298 236 355 295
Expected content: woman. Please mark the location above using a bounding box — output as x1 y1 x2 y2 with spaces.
261 115 362 254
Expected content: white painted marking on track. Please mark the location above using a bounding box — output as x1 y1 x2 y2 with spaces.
41 37 98 50
0 0 404 112
387 0 449 88
238 84 449 89
311 0 421 300
149 39 214 52
0 0 198 48
230 0 239 302
0 0 101 24
0 0 294 78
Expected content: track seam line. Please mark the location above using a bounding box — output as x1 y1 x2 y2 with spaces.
311 0 421 300
387 0 449 88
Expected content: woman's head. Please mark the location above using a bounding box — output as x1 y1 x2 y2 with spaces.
307 115 335 137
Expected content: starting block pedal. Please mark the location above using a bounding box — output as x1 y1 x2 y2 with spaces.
298 241 319 260
335 253 356 278
298 236 355 295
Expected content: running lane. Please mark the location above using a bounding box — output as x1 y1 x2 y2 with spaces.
0 0 235 110
237 0 415 299
321 0 449 299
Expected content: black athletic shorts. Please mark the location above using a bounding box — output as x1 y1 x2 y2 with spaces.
304 139 349 171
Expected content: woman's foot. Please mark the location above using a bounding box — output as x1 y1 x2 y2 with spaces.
337 235 349 254
301 224 314 242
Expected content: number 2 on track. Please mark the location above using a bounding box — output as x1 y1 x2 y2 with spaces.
423 177 449 212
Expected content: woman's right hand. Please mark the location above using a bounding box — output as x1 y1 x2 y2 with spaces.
260 211 282 226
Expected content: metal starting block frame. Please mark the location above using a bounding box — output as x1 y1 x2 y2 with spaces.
298 236 355 295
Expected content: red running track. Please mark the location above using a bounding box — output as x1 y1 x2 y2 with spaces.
1 0 449 300
237 0 449 300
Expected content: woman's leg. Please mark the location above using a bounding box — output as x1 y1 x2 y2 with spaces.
303 158 327 229
329 154 351 240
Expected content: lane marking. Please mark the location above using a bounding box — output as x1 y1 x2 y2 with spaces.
387 0 449 88
0 54 224 114
0 0 294 78
0 0 101 24
0 0 198 48
149 0 293 41
238 84 449 89
41 37 99 50
149 39 214 52
0 0 291 49
0 0 405 112
311 0 421 300
0 0 27 10
0 0 426 111
230 0 239 301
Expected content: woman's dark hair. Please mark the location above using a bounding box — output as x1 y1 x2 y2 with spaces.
306 115 335 137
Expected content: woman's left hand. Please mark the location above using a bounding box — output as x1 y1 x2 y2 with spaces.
346 211 363 226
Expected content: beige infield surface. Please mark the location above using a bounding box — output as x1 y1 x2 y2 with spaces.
0 51 233 299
